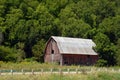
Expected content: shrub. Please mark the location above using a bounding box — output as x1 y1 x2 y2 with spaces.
0 46 17 62
95 59 107 67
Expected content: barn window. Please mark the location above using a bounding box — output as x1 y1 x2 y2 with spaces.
52 50 54 54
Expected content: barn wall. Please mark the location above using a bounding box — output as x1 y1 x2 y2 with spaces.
44 39 61 63
62 54 98 65
44 37 98 65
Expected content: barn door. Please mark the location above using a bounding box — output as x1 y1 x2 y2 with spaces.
51 50 54 63
51 40 54 63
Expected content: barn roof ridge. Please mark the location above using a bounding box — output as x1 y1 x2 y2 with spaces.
51 36 92 40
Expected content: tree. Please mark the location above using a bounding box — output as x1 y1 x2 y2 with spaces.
115 39 120 65
0 29 3 44
94 33 116 65
0 0 6 17
58 4 92 38
43 0 69 16
0 46 17 62
98 16 120 43
93 0 116 25
32 39 45 62
4 8 23 45
0 0 120 64
73 0 95 27
14 42 25 62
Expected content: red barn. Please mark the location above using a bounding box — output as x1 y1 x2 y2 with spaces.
44 36 98 66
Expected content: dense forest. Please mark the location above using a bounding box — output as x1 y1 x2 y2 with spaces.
0 0 120 66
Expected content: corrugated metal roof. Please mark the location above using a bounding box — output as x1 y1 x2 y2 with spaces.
51 36 98 55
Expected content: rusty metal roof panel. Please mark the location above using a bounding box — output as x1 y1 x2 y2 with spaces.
51 36 98 55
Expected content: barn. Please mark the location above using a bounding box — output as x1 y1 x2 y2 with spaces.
44 36 98 66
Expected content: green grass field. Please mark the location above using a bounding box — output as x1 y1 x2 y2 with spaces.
0 61 120 71
0 72 120 80
0 61 120 80
0 61 87 70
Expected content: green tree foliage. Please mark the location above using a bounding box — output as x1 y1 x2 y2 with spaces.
43 0 69 16
0 29 3 44
0 0 120 65
32 39 45 62
93 0 116 25
95 59 107 67
98 16 120 42
94 33 116 65
0 46 17 61
14 42 25 62
116 39 120 65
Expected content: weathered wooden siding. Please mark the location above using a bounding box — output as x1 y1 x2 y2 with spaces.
62 54 98 65
44 37 98 65
44 39 61 63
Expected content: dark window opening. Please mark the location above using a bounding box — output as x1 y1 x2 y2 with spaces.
64 61 68 65
52 50 54 54
87 55 90 58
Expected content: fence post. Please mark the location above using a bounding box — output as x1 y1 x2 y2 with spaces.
32 69 34 75
59 69 62 75
22 69 24 75
41 69 43 74
119 69 120 72
97 68 100 72
112 69 114 72
50 68 53 74
105 68 107 72
11 69 13 75
0 70 1 75
90 68 93 73
76 68 78 74
67 68 70 74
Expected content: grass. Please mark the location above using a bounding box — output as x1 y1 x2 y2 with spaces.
0 61 92 70
0 72 120 80
0 61 120 80
0 61 120 72
88 72 120 80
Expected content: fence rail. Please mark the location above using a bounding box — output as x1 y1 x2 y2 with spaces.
0 68 120 75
